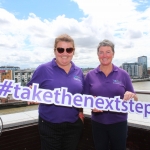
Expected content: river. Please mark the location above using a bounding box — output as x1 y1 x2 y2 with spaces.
133 81 150 90
0 81 150 115
133 81 150 102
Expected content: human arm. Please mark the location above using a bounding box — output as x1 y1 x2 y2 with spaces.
79 109 84 123
92 108 103 112
123 91 138 101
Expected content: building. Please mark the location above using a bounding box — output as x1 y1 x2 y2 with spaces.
14 69 35 86
0 66 20 71
82 68 94 76
122 56 149 79
0 66 20 81
1 70 13 82
0 70 5 82
122 62 141 78
138 56 148 78
138 65 143 78
148 67 150 76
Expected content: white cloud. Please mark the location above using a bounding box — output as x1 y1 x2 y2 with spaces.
0 0 150 69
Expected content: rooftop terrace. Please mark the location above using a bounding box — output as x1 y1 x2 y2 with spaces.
0 109 150 150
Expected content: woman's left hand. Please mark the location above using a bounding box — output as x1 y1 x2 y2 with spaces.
79 112 84 123
123 91 138 101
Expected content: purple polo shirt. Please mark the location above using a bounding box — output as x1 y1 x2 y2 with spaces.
27 58 84 123
84 64 134 124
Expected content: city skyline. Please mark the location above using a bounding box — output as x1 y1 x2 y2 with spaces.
0 0 150 69
0 55 149 70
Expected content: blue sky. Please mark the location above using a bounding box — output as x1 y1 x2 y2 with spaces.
0 0 85 20
0 0 150 69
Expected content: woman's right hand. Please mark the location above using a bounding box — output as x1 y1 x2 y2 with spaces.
92 108 103 112
27 101 39 105
92 96 103 112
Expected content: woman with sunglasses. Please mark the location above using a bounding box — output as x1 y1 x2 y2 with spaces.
27 34 84 150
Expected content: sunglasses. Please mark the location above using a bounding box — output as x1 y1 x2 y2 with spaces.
56 47 74 54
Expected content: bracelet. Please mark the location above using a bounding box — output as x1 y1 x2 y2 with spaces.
79 113 84 118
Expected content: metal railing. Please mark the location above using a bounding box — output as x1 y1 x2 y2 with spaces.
0 117 3 136
135 90 150 95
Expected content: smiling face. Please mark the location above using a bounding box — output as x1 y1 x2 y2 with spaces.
54 41 74 68
97 46 114 66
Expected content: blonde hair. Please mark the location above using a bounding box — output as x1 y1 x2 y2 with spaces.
54 34 75 51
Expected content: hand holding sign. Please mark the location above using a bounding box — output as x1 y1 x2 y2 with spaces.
123 91 138 101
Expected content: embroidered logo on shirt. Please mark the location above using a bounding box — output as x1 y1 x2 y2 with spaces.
74 76 81 81
113 79 122 85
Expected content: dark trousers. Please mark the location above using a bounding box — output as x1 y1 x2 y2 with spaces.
38 116 83 150
92 120 127 150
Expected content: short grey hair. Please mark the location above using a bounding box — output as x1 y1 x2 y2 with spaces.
97 39 115 53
